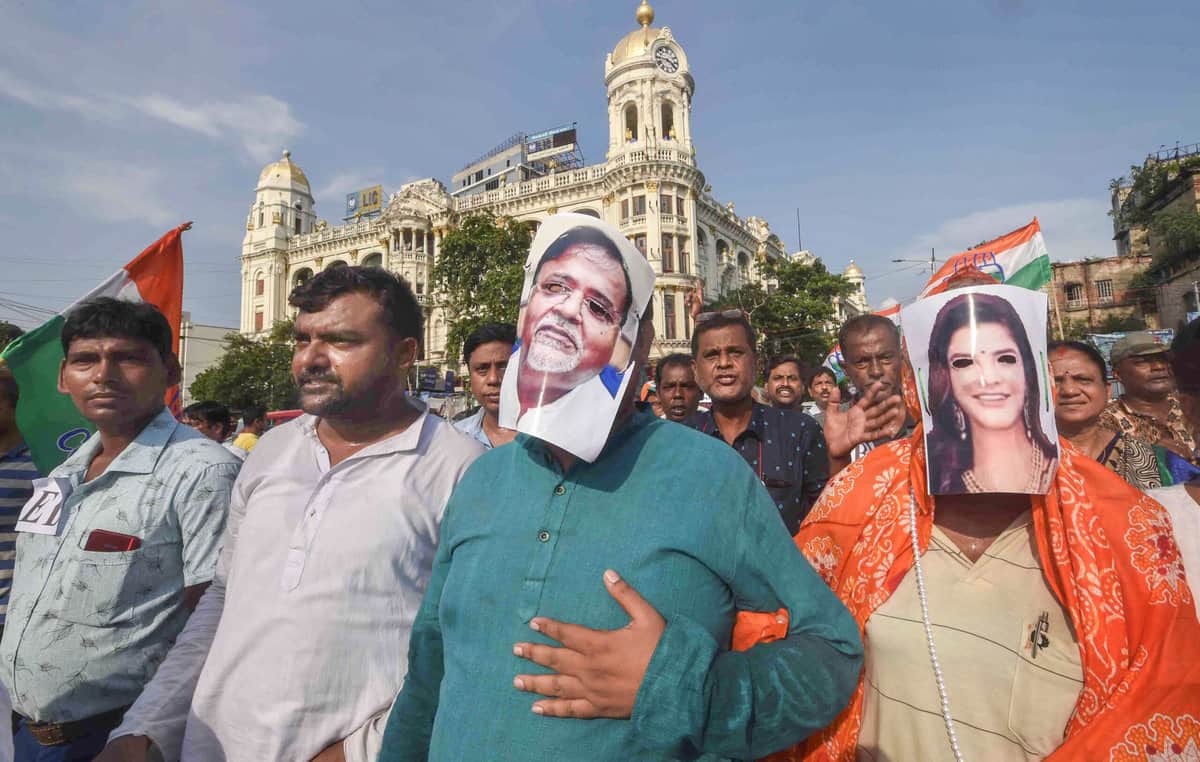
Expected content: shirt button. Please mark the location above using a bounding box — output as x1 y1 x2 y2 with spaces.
538 530 551 542
553 484 566 496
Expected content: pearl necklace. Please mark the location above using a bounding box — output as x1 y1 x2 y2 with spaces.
908 487 965 762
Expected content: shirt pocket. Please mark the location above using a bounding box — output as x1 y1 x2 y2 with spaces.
1007 611 1085 755
53 534 175 627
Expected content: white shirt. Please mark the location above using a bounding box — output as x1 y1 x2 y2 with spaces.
1147 484 1200 605
111 403 484 762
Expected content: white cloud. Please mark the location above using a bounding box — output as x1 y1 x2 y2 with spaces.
878 197 1114 306
0 69 302 162
57 159 176 227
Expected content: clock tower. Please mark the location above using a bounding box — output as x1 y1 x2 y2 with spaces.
605 0 695 157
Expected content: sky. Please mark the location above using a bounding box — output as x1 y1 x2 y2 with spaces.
0 0 1197 328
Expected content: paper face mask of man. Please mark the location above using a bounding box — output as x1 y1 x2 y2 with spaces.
900 284 1059 495
498 214 656 462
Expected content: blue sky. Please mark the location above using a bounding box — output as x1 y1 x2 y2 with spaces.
1 0 1197 327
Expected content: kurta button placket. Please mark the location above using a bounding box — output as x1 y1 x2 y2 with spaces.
537 530 550 542
518 474 574 620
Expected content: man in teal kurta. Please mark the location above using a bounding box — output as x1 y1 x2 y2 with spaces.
379 305 861 762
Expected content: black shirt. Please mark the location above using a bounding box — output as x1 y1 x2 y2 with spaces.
688 403 829 534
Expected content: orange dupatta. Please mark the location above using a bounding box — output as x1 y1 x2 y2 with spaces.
734 425 1200 761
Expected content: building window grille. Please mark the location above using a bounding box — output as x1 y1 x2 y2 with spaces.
255 277 264 296
254 311 264 332
1096 279 1114 304
676 196 685 216
632 195 646 216
621 199 629 220
1065 283 1084 308
634 235 647 255
662 235 674 273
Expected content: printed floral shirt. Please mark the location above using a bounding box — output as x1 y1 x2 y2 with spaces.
1099 394 1197 463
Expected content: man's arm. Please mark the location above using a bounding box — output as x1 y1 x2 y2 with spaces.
376 529 452 762
630 474 863 759
98 461 244 762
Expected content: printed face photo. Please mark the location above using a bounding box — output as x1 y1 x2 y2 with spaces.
520 240 629 396
499 214 656 463
899 284 1059 495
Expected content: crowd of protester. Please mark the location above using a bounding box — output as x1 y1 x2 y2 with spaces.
0 224 1196 762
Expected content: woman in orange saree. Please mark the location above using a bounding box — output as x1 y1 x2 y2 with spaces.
735 297 1200 761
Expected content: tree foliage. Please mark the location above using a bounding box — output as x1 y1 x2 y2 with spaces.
709 255 855 366
0 322 22 354
432 212 531 364
189 320 297 410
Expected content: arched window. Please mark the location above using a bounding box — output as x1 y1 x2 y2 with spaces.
254 271 265 297
716 240 730 262
661 102 675 140
624 104 638 143
362 252 383 268
292 267 313 287
325 260 347 271
737 251 750 281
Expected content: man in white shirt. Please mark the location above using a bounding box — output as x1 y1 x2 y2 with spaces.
97 266 484 762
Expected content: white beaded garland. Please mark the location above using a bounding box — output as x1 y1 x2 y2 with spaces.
908 487 965 762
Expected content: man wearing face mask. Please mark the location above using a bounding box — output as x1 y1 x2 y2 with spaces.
99 266 483 762
1099 331 1197 462
378 218 862 762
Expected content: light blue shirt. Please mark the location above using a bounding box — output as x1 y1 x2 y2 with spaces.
0 407 239 722
452 408 493 449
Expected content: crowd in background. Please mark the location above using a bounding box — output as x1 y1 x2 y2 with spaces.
0 246 1196 762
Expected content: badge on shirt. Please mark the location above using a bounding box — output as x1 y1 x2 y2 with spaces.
15 477 73 536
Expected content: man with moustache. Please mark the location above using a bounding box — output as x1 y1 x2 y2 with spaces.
454 323 517 449
98 267 482 762
0 299 239 761
687 312 828 534
510 226 633 428
1099 331 1198 461
801 366 839 426
764 355 804 411
654 353 700 423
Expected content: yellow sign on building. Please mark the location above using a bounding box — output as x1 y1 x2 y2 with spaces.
345 185 383 218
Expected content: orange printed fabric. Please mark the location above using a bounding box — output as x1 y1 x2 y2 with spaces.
733 431 1200 761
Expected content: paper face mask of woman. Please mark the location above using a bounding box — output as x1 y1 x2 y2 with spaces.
906 287 1059 495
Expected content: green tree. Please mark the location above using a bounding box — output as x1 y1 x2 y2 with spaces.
432 212 531 364
190 320 297 410
709 255 855 366
0 322 22 353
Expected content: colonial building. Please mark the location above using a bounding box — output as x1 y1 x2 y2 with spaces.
239 1 867 368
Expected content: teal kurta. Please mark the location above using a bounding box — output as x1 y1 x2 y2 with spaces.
380 409 862 761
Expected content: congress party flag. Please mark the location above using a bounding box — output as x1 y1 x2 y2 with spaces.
1 224 187 473
919 217 1051 297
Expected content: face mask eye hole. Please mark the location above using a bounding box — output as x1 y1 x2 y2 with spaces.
998 353 1019 365
951 358 973 370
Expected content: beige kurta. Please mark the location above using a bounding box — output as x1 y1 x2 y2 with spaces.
857 512 1084 761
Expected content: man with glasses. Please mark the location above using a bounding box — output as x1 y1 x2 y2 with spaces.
687 310 828 533
1099 331 1197 462
511 226 634 427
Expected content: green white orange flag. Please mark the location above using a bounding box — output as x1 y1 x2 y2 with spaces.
920 217 1051 296
825 218 1051 382
0 224 187 473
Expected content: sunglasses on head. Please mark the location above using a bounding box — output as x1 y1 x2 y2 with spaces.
695 309 745 324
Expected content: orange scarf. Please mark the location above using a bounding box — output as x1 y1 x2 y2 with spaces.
734 426 1200 761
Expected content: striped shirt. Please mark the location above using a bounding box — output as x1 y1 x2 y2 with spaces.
0 444 37 624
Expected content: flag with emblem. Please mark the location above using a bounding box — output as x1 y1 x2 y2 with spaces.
0 223 188 473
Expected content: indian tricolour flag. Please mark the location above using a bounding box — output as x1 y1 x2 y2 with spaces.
824 218 1052 381
0 224 187 473
920 217 1051 296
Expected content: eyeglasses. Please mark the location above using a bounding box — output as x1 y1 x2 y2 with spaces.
695 309 746 324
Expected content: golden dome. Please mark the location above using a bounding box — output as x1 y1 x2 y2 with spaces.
612 1 660 64
257 149 310 191
844 260 864 277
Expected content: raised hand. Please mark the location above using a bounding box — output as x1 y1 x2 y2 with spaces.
823 381 906 459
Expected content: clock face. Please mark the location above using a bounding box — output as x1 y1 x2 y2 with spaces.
654 46 679 73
